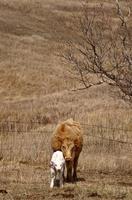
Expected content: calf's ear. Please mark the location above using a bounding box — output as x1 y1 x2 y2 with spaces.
49 161 54 167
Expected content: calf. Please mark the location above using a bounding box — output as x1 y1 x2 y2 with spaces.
50 151 65 188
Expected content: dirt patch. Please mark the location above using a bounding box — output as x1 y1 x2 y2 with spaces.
0 162 132 200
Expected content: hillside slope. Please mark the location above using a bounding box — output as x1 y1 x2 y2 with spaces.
0 0 131 127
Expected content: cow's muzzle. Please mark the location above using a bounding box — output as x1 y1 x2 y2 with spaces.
65 157 72 161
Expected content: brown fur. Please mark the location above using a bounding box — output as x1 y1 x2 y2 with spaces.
51 118 83 182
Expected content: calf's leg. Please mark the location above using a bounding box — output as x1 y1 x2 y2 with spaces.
50 169 55 188
60 173 64 188
50 176 55 188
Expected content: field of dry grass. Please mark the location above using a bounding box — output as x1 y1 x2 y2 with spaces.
0 0 132 199
0 122 132 199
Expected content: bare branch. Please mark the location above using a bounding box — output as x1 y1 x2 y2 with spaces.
62 1 132 101
116 0 131 26
71 81 103 91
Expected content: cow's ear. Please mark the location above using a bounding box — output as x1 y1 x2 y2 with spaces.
74 139 79 146
74 142 78 150
61 124 65 132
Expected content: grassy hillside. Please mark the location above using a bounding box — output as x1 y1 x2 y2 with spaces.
0 0 131 126
0 0 132 199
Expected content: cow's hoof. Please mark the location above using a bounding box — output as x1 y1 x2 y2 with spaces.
66 178 72 183
73 174 78 182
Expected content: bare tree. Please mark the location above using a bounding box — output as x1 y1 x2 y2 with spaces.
63 0 132 101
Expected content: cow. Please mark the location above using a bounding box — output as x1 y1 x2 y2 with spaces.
51 118 83 182
50 151 65 188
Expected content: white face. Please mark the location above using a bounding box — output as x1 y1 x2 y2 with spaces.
51 161 64 171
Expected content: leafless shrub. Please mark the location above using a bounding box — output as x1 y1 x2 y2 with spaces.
63 0 132 101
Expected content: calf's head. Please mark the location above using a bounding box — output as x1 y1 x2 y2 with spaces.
50 160 64 171
61 139 76 161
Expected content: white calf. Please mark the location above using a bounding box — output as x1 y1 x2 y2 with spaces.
50 151 65 188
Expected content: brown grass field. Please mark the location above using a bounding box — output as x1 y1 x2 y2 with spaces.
0 0 132 199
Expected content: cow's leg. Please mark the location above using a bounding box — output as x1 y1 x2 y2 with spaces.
67 167 72 182
66 161 73 182
73 157 78 181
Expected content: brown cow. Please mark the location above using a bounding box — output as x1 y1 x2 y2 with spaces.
51 118 83 182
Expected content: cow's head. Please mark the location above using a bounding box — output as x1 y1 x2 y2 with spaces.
61 139 76 161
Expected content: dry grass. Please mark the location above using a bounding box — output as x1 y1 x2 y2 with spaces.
0 0 132 199
0 123 132 199
0 0 131 124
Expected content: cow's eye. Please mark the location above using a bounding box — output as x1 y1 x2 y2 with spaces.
62 145 65 149
72 146 75 150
